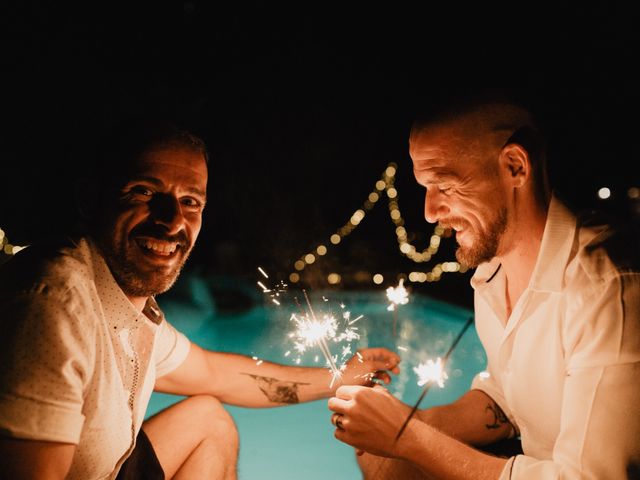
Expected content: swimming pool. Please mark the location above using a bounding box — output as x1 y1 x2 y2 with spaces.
146 275 485 480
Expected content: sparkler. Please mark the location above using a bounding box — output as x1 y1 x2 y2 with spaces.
394 316 474 441
288 290 361 387
255 268 362 387
386 278 409 337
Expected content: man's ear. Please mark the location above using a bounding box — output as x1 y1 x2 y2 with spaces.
499 143 530 188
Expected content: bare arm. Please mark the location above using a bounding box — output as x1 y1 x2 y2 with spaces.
329 386 513 480
0 437 76 480
417 389 515 446
155 343 400 407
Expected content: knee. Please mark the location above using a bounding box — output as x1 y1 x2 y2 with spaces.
184 395 239 446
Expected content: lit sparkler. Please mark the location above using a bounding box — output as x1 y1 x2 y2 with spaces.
386 278 409 337
394 316 475 441
413 357 448 388
288 290 361 387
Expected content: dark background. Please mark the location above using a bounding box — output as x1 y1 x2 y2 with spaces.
2 2 639 309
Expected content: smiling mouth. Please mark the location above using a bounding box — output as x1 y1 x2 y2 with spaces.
135 237 183 257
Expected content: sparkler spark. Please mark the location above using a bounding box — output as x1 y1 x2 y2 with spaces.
413 357 448 388
386 278 409 311
386 278 409 337
255 267 288 304
288 290 361 387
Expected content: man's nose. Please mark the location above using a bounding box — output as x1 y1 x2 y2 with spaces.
424 189 450 224
150 195 184 234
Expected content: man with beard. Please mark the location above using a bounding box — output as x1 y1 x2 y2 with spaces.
328 92 640 479
0 120 401 479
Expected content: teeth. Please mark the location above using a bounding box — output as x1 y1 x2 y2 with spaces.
139 239 177 255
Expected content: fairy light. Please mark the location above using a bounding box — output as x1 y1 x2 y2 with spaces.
287 161 467 286
0 229 27 257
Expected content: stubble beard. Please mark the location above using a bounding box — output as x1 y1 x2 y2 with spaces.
98 231 193 298
454 207 507 268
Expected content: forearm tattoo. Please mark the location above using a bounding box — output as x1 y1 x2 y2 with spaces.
241 373 310 404
485 401 511 430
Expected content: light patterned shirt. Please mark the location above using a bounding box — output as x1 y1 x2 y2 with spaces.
0 237 191 479
471 196 640 479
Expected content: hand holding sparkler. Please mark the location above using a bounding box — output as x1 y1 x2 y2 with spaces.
328 383 414 458
338 348 401 390
328 316 474 467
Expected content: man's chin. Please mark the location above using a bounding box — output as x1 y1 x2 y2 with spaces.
120 274 180 298
114 259 184 298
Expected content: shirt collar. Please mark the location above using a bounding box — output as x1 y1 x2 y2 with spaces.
86 237 164 327
471 195 577 293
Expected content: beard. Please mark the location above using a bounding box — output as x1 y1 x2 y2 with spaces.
453 207 507 268
97 224 193 298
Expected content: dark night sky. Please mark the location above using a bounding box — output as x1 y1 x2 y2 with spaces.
2 2 639 308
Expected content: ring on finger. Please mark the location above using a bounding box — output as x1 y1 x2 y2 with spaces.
331 413 345 430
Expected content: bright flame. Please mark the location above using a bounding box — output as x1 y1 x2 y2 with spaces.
413 357 448 388
287 293 361 386
386 278 409 311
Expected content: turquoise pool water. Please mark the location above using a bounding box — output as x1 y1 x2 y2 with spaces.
147 277 485 480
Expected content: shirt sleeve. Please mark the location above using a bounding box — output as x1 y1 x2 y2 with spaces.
505 273 640 479
154 319 191 378
0 288 96 444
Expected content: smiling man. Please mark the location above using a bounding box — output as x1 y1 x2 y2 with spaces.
328 92 640 479
0 120 401 479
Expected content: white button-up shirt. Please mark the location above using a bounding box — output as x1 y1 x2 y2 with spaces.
471 197 640 479
0 237 191 479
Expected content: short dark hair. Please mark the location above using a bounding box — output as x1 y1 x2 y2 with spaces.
89 117 209 184
412 88 550 204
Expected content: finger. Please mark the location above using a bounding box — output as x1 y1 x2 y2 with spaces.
373 371 392 385
335 384 363 399
360 348 402 366
331 412 344 429
373 383 389 393
327 396 349 413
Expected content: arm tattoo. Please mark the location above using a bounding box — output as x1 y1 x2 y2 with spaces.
241 373 310 404
485 401 511 430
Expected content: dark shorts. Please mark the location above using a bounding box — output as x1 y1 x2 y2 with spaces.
116 429 165 480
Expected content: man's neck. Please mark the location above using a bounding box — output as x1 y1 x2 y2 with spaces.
499 201 548 315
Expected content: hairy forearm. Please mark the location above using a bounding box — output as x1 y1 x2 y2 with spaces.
398 419 508 480
415 389 514 446
212 352 337 406
156 345 335 407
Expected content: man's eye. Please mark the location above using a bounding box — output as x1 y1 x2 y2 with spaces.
439 186 453 195
181 197 204 209
130 186 153 197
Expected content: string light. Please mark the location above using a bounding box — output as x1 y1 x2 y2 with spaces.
289 162 467 285
0 229 27 257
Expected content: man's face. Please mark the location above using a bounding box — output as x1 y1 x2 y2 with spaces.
409 123 508 268
96 147 208 299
